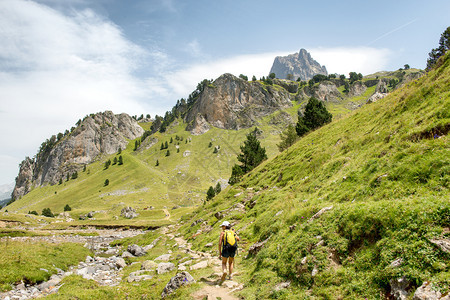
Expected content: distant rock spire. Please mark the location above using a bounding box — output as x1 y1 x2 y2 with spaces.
269 49 328 81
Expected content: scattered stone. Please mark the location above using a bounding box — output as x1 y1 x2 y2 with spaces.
275 210 283 217
429 238 450 253
178 265 187 271
115 257 127 269
127 244 146 257
157 262 175 275
141 260 158 271
190 219 204 227
311 265 319 277
214 211 224 220
390 258 404 268
143 236 161 251
413 281 443 300
274 281 291 292
127 270 153 283
121 206 138 219
205 243 213 248
161 271 195 298
122 251 134 258
308 206 333 223
87 211 95 218
190 260 208 270
247 237 269 257
155 254 171 261
389 276 413 300
301 257 307 265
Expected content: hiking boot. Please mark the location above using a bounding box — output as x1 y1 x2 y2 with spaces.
220 272 227 282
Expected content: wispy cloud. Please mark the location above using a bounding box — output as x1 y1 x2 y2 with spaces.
367 19 418 46
0 0 166 183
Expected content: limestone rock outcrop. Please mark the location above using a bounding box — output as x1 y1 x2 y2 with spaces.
270 49 328 81
184 73 293 133
298 81 343 103
12 111 144 200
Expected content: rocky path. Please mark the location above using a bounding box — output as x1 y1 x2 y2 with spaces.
1 227 243 300
168 231 242 300
0 229 144 300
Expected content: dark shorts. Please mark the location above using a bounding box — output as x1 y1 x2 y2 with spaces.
222 246 236 258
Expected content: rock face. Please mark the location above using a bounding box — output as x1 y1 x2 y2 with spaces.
184 73 293 133
12 111 144 200
299 82 343 103
270 49 328 81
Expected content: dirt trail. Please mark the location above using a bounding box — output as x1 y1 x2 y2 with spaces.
169 228 241 300
163 208 170 220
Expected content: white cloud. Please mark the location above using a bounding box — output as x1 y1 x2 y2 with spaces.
309 47 392 76
0 0 166 184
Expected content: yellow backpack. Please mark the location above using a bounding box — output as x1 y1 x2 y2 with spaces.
223 230 237 249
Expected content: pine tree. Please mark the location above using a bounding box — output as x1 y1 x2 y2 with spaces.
170 137 173 143
104 179 109 186
59 178 63 185
165 141 169 149
215 182 221 194
166 150 170 156
213 147 218 154
71 171 78 180
206 186 215 201
208 141 213 148
83 165 86 172
229 164 244 185
155 159 159 166
104 159 111 170
161 143 164 150
296 97 332 137
177 148 180 153
118 147 122 154
277 124 298 151
113 157 118 165
237 128 267 173
229 128 267 184
64 204 72 211
118 155 123 165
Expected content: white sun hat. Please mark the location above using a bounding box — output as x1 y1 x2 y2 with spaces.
219 221 230 227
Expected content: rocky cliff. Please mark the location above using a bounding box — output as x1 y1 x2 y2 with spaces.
12 111 144 200
270 49 328 80
184 73 293 134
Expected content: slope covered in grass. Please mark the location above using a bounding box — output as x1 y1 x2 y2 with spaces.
181 54 450 298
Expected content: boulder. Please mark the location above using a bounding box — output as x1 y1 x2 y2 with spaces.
247 237 269 257
413 282 444 299
389 276 413 300
121 251 134 258
157 262 175 275
127 244 146 257
121 207 138 219
429 238 450 253
141 260 158 271
161 271 195 298
190 260 208 270
155 254 171 261
308 206 333 223
115 257 127 269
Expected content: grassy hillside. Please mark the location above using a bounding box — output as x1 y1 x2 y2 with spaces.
2 102 303 226
179 55 450 298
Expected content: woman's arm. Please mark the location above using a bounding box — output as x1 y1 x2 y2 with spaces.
218 232 224 258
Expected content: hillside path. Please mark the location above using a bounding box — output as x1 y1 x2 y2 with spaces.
163 208 170 220
168 228 241 300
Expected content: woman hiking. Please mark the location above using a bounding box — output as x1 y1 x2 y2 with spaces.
218 221 239 282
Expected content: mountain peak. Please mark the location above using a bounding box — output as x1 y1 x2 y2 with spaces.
270 49 327 81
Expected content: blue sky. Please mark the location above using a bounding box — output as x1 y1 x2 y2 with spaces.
0 0 449 187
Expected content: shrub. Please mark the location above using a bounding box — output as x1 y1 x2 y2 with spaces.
42 208 54 218
64 204 71 212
